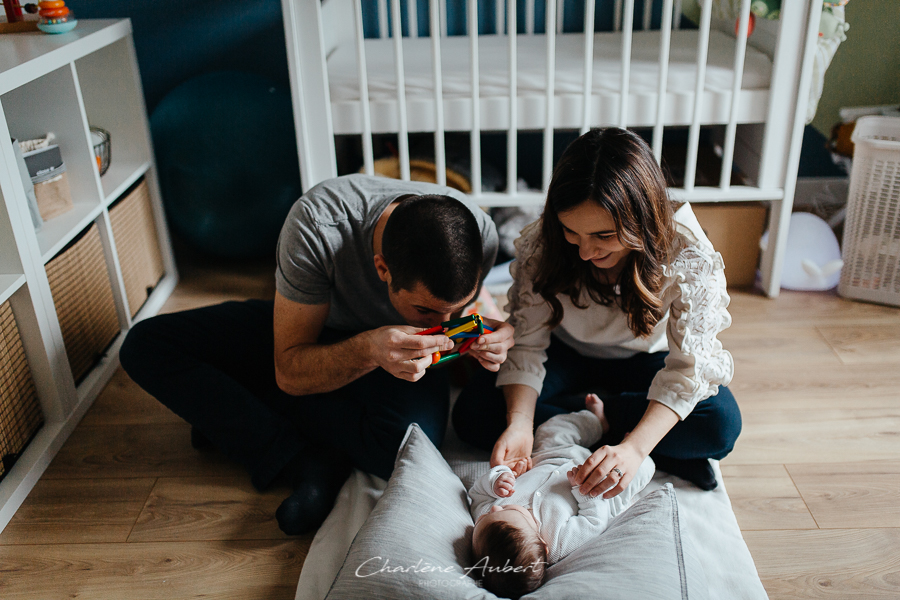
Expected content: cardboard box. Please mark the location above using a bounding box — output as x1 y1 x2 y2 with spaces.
690 202 768 288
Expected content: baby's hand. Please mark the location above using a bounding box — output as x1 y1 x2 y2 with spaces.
567 465 581 486
493 472 516 497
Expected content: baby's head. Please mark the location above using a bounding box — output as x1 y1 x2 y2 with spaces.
472 505 548 599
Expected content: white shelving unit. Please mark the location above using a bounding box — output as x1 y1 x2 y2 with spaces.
0 19 177 532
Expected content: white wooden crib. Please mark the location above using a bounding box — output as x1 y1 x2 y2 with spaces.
281 0 822 296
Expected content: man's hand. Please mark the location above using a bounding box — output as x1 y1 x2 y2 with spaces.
493 471 516 497
466 318 515 372
490 421 534 477
366 326 454 382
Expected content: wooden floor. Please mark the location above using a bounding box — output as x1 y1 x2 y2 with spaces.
1 257 899 599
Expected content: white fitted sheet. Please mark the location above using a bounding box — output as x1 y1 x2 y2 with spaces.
329 30 772 100
326 30 773 132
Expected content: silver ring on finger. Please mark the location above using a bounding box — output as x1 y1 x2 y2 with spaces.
612 467 624 478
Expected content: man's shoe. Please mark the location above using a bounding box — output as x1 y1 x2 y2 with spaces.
275 449 352 535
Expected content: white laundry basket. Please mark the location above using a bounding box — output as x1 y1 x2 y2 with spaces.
838 116 900 306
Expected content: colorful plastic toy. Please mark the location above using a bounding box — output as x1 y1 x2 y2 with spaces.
35 0 77 34
415 313 494 367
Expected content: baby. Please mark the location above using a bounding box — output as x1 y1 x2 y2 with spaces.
468 396 655 598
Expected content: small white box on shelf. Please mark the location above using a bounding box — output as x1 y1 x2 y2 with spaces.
22 144 74 222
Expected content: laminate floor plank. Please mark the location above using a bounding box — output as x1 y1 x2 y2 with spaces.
0 501 146 545
80 368 183 426
0 540 305 600
816 324 900 365
719 464 818 531
11 477 157 503
42 423 245 480
743 528 900 599
727 290 900 328
0 478 157 544
720 325 842 366
129 477 294 542
727 408 900 465
728 363 900 411
786 460 900 529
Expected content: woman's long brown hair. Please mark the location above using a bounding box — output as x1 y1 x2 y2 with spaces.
532 128 677 337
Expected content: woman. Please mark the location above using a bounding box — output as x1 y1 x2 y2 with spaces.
453 128 741 497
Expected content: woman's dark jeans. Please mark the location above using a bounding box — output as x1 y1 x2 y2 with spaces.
453 336 741 461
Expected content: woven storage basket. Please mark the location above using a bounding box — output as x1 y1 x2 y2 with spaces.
45 223 121 384
108 180 165 318
838 116 900 306
0 301 44 482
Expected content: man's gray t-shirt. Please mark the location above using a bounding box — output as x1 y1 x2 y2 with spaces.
275 174 499 332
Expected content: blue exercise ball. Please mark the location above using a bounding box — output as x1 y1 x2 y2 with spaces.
151 71 302 258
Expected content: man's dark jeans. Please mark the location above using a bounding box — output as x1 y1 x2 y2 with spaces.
119 299 450 489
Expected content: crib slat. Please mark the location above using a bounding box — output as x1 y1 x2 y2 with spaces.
391 0 411 180
496 0 504 33
719 0 752 190
379 0 389 38
526 0 535 34
557 0 566 34
281 0 336 190
683 0 712 192
353 0 375 176
581 0 596 135
408 0 418 37
440 0 447 35
507 0 518 194
430 0 447 186
759 1 824 296
619 0 634 127
652 0 674 162
543 0 557 190
469 0 482 195
614 0 622 32
673 0 681 30
643 0 652 30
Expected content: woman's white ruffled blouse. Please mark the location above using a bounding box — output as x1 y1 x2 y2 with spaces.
496 203 734 420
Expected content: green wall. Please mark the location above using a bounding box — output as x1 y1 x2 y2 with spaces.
811 0 900 136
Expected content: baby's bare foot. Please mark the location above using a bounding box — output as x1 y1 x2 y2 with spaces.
585 393 609 434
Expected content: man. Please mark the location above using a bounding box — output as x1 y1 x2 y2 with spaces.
120 174 513 534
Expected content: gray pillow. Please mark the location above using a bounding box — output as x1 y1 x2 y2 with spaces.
325 424 707 600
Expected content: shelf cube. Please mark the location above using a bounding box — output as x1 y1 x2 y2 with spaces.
109 179 166 318
45 223 121 384
0 301 44 482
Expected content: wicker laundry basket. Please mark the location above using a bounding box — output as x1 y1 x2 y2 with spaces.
0 300 44 483
45 223 121 384
838 116 900 306
108 179 165 318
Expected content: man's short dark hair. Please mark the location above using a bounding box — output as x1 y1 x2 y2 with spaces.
381 194 483 302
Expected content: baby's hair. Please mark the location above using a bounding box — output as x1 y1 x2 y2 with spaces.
475 520 548 599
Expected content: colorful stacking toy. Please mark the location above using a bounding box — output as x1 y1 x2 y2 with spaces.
36 0 77 34
415 313 494 367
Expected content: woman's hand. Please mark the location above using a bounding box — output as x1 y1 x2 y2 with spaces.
570 441 646 499
466 318 515 372
490 421 534 477
572 400 680 498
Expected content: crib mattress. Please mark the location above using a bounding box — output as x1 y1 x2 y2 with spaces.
327 30 774 134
